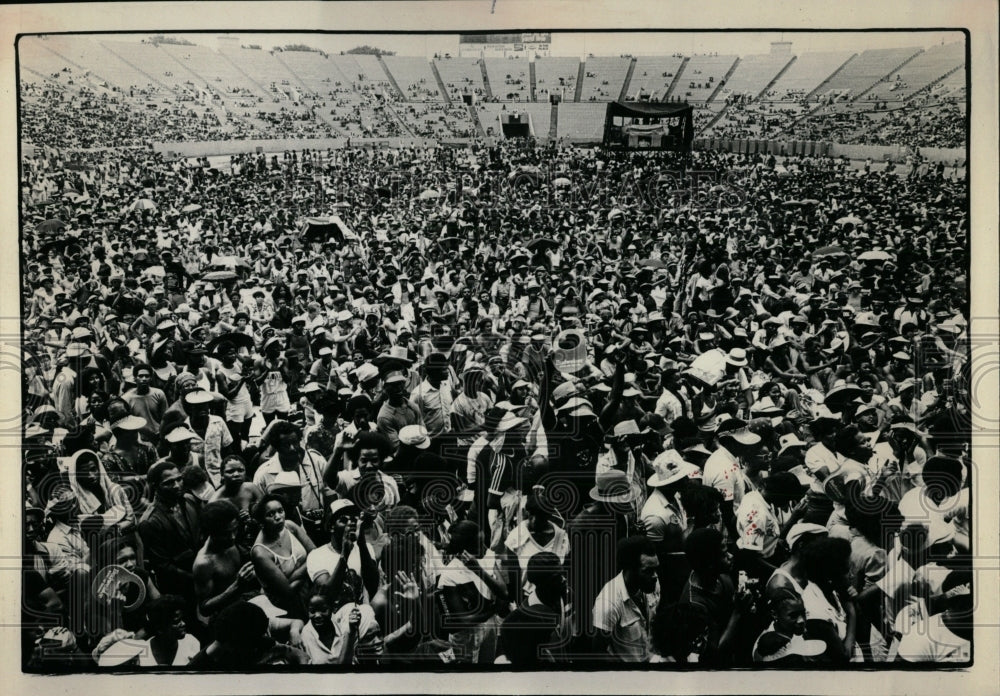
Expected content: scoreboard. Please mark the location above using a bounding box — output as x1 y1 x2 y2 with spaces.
459 32 551 57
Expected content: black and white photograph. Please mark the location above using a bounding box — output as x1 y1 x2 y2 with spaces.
2 1 997 694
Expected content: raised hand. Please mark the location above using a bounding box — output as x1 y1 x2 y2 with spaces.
393 570 421 602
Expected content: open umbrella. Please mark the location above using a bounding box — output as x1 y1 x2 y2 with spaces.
143 265 166 278
206 331 256 355
525 237 559 252
637 258 667 269
201 270 239 282
418 189 441 200
835 215 862 226
131 198 157 212
857 250 893 262
552 177 572 187
208 256 252 272
182 203 202 213
36 219 67 233
300 216 348 244
39 238 72 256
813 245 847 258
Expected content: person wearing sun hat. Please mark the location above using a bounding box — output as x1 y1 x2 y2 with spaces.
752 593 827 665
566 467 640 647
596 420 648 517
44 484 92 575
253 333 292 424
642 449 697 558
122 362 169 440
376 370 424 453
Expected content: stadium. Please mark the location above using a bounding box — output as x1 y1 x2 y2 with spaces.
18 30 972 672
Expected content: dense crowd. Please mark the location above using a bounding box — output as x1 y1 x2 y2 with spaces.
20 127 972 670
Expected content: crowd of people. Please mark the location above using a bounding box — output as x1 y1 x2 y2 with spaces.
20 124 972 670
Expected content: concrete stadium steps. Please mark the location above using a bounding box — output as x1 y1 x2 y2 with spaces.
376 54 405 100
479 60 494 100
549 103 559 138
277 51 351 97
813 47 922 101
346 54 394 91
528 60 537 101
923 65 966 101
533 57 578 102
100 41 202 95
627 55 685 100
706 56 741 104
756 55 797 100
220 47 313 100
765 51 853 103
24 35 156 92
381 56 443 101
848 48 926 103
864 42 965 103
483 56 530 102
802 53 858 101
574 61 585 101
391 102 477 139
618 58 636 102
674 55 738 103
433 57 486 103
468 103 487 138
19 65 66 89
430 60 452 106
555 102 606 140
664 57 690 99
475 103 552 139
162 44 273 104
579 56 631 103
716 53 794 100
381 101 415 137
18 37 85 78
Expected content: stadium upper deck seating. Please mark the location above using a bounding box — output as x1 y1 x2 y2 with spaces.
17 36 966 148
715 54 791 100
483 56 530 102
763 51 854 102
433 57 486 101
533 57 579 101
814 47 922 101
675 55 738 104
626 55 686 100
382 56 443 101
28 35 155 92
580 57 631 102
862 42 964 102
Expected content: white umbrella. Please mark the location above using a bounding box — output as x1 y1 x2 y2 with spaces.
131 198 157 211
858 250 893 262
182 203 202 213
553 177 572 187
418 189 441 200
836 215 863 226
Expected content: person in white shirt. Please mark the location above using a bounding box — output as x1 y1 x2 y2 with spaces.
306 497 381 606
299 589 381 665
409 353 456 441
702 419 761 529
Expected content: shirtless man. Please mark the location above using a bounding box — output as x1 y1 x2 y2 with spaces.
193 500 257 624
